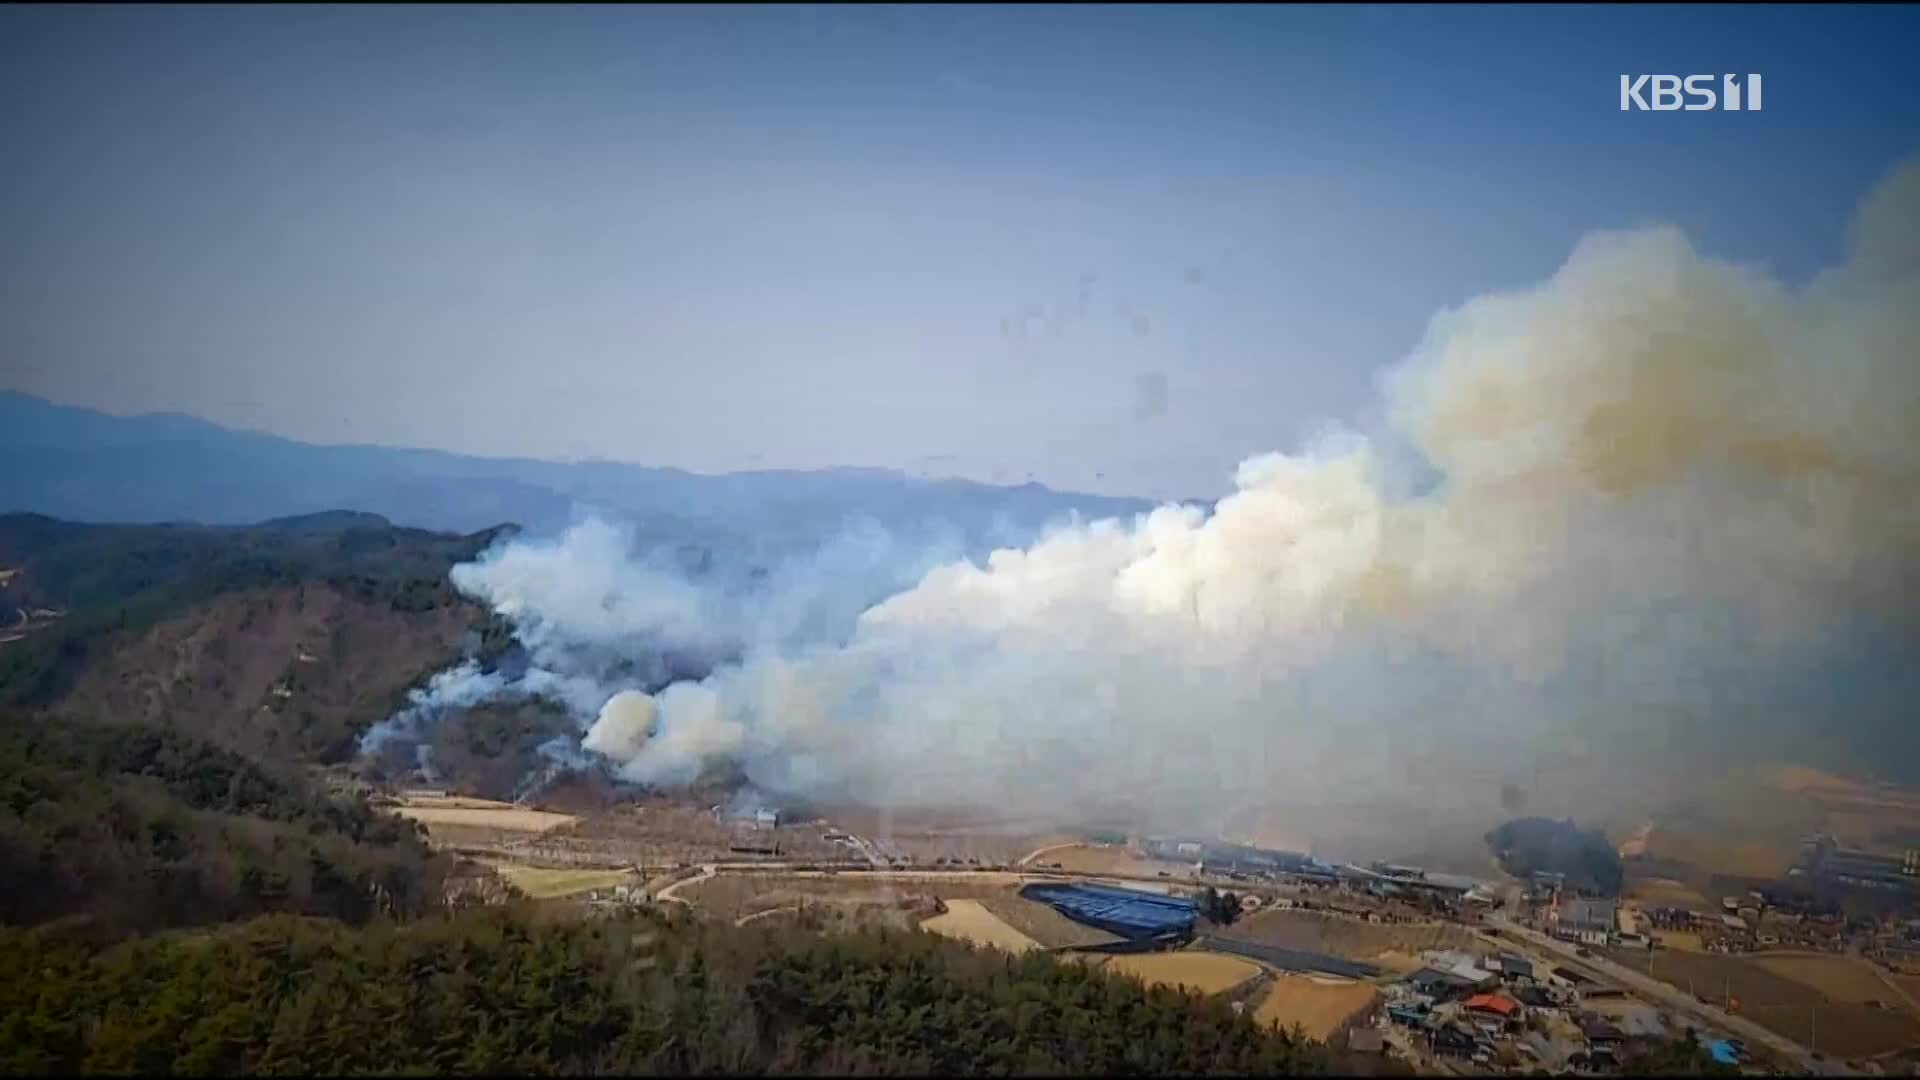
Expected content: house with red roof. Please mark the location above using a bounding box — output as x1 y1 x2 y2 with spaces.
1462 992 1522 1035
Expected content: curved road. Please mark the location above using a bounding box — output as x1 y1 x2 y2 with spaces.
1485 913 1854 1076
1016 841 1083 867
654 864 716 907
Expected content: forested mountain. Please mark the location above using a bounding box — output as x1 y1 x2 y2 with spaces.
0 513 503 941
0 513 508 765
0 391 1156 542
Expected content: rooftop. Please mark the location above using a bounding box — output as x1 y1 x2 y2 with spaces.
1560 897 1618 930
1464 993 1520 1017
1020 882 1197 938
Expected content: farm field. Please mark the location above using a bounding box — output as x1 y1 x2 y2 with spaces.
390 794 580 839
1220 907 1483 966
394 794 534 810
484 863 636 899
1765 766 1920 817
1608 946 1920 1059
921 900 1040 955
1626 876 1716 913
1751 953 1911 1006
567 803 847 864
1102 951 1261 996
1252 975 1381 1042
678 872 1002 922
1639 828 1796 881
813 806 1067 866
1039 844 1196 880
1654 930 1707 952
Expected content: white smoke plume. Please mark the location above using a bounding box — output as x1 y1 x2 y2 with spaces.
384 159 1920 860
359 660 511 754
583 689 656 761
356 512 1016 763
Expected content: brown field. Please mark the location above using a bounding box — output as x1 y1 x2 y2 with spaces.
973 893 1124 949
1253 975 1382 1042
1039 844 1197 880
393 804 579 833
1221 908 1485 966
1759 765 1920 845
1103 951 1262 996
1608 946 1920 1058
1640 828 1796 880
812 806 1068 866
1764 766 1920 813
1627 876 1715 913
483 862 636 899
398 794 537 810
1751 953 1910 1006
566 803 850 865
1369 949 1429 975
1655 930 1707 953
677 872 1009 921
921 899 1041 955
1767 765 1868 798
1894 976 1920 1011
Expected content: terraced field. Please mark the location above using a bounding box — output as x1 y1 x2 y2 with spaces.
1610 946 1920 1059
1220 907 1483 967
1751 953 1912 1006
1102 950 1262 996
921 899 1040 954
484 863 636 899
392 795 578 836
1253 975 1381 1041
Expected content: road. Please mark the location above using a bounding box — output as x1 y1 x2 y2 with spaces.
735 905 801 927
654 863 715 907
1485 913 1856 1076
843 832 891 870
1017 841 1083 867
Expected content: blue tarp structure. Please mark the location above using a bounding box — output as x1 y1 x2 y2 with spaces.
1707 1040 1739 1065
1020 882 1197 939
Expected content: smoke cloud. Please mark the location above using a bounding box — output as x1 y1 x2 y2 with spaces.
375 159 1920 860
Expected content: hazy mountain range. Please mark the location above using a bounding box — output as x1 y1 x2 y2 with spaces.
0 391 1157 546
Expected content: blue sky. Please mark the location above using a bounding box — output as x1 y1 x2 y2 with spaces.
2 3 1916 499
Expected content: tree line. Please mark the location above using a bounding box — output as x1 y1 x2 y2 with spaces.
0 906 1332 1076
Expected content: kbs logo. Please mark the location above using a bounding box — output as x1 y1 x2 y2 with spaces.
1620 74 1763 111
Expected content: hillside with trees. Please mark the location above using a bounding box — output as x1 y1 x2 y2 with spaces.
0 513 546 782
0 712 446 937
0 513 499 939
0 906 1329 1076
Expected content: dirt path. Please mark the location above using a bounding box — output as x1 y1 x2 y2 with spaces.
736 905 801 927
656 864 716 907
1017 841 1083 867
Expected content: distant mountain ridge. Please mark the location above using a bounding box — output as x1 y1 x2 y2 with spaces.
0 391 1157 542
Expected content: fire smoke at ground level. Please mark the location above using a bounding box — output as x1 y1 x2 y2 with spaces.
362 157 1920 852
